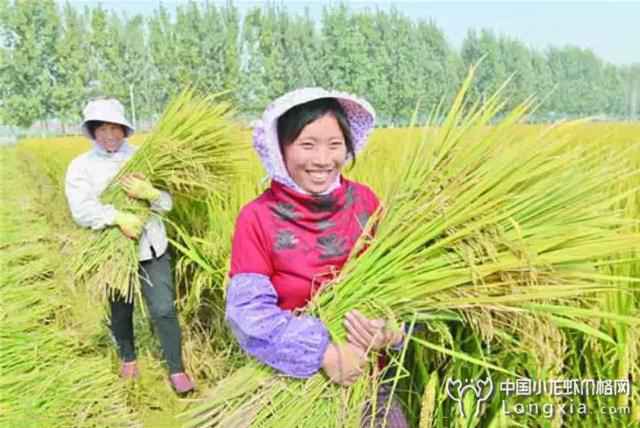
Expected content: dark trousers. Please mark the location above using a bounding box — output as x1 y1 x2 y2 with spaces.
361 383 409 428
109 251 185 374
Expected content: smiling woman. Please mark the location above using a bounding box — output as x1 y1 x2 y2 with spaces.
64 98 194 394
86 122 127 153
277 98 355 195
225 87 408 427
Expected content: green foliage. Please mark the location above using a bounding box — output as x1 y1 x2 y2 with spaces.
0 0 60 127
1 1 639 130
51 2 88 131
547 46 608 115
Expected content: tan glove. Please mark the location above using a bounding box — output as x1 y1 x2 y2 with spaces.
114 211 144 240
120 173 161 202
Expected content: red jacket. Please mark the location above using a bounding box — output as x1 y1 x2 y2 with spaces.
230 177 380 310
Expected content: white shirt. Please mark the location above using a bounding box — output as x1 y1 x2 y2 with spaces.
64 142 172 261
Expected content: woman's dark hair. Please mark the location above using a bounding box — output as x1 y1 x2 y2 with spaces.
85 120 127 139
276 98 356 165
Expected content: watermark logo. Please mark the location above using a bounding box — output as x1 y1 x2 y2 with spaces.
445 377 494 417
445 376 632 419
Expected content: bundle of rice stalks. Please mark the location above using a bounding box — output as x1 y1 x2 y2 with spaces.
1 149 141 428
1 305 141 428
1 267 140 428
182 68 640 427
558 128 640 427
171 161 265 317
72 90 241 302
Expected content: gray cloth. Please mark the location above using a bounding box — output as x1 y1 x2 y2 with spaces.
109 251 185 374
361 383 409 428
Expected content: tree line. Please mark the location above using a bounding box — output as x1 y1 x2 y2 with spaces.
1 0 639 132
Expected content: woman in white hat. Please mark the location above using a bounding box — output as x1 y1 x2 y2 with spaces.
64 98 194 394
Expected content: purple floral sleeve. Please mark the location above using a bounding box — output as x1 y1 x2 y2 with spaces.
225 273 330 378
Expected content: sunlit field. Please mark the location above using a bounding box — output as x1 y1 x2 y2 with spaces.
2 117 639 427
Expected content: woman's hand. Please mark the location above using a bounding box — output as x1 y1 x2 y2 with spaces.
321 342 367 386
344 310 404 352
120 173 161 202
114 211 143 240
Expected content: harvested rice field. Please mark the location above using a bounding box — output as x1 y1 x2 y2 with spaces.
2 86 639 427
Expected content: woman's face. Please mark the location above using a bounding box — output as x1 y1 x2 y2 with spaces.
94 122 126 153
282 113 348 194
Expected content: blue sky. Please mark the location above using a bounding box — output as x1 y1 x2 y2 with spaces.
63 1 640 65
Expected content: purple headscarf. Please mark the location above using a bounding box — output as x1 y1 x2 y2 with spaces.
252 87 376 191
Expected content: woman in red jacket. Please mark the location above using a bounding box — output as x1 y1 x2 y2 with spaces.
226 88 407 427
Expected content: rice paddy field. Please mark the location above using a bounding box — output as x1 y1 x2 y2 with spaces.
2 87 639 427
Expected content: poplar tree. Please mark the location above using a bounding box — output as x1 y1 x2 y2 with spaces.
0 0 59 128
51 2 88 132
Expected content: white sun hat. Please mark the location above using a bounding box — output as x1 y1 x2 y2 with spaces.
80 98 135 139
